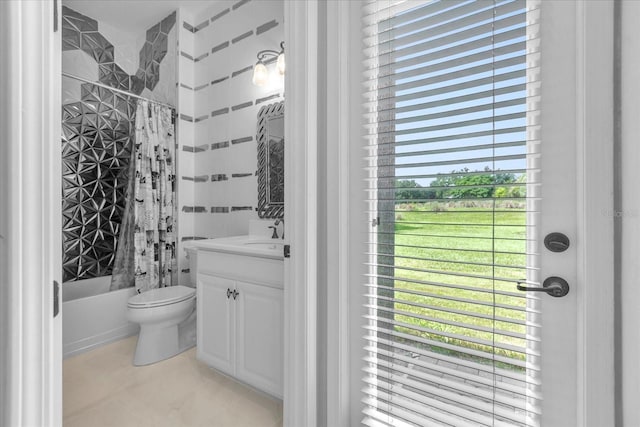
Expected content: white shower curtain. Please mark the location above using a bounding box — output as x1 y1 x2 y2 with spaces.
132 100 177 293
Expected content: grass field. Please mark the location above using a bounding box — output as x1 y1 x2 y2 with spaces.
387 201 529 369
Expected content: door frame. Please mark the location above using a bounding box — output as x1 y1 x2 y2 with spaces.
573 1 615 425
285 0 616 426
0 0 62 426
283 1 319 426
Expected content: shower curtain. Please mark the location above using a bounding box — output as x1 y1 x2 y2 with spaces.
110 100 177 293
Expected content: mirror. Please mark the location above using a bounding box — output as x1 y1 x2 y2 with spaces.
257 101 284 219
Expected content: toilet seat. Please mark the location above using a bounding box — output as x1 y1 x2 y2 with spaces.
128 285 195 309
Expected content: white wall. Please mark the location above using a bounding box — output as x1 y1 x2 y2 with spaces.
176 7 196 287
621 2 640 424
181 0 284 239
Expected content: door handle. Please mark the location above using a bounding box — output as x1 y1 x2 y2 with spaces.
232 289 239 300
517 277 570 297
227 288 232 299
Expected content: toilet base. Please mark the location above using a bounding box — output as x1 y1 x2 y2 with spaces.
133 324 181 366
132 307 197 366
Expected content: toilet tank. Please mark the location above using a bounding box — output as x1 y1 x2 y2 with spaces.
184 247 198 288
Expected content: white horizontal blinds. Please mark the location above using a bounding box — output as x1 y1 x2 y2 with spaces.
362 1 541 426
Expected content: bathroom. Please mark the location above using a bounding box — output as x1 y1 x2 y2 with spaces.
6 1 640 426
60 0 285 425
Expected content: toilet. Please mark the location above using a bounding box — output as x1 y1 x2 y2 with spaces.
127 285 196 365
127 248 199 365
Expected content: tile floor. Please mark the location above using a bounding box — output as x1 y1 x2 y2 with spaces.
63 336 283 427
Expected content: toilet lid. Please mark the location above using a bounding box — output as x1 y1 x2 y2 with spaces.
128 285 195 308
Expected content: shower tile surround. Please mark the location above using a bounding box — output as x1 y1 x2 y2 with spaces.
62 7 175 96
61 7 176 282
60 0 284 283
180 0 284 247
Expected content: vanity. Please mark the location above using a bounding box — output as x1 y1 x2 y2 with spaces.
187 235 284 399
185 101 286 399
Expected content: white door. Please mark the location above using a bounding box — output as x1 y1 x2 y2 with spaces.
235 280 284 397
360 0 612 426
197 274 235 375
524 1 613 424
536 2 579 424
0 0 63 425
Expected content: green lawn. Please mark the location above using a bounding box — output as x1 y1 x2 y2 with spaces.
386 202 529 368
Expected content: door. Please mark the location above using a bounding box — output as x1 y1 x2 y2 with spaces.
197 274 235 375
0 0 63 425
235 280 284 398
359 0 607 425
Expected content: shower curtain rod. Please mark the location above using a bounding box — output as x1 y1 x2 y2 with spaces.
62 72 176 110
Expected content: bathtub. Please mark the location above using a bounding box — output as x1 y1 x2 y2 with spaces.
63 276 139 358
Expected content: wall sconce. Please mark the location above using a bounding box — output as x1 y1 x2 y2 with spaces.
252 41 285 86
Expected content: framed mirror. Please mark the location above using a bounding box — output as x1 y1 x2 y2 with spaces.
256 101 284 219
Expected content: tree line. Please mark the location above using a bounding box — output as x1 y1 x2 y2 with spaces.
395 167 526 200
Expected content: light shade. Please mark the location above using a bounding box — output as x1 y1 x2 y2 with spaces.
252 62 269 86
276 52 286 75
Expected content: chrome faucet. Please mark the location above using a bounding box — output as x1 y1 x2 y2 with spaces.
268 224 279 239
274 218 284 239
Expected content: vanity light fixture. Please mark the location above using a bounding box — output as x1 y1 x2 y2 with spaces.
252 41 285 86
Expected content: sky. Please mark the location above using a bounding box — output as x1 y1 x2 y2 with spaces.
379 0 529 188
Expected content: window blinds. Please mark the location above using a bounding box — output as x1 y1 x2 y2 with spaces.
362 0 541 426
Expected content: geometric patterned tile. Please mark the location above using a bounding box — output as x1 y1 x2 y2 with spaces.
146 23 161 44
98 63 131 92
80 31 114 64
136 11 176 93
144 61 160 91
62 6 98 32
138 41 154 71
152 33 168 63
131 71 146 95
161 12 176 34
62 81 134 282
62 25 81 51
61 7 176 281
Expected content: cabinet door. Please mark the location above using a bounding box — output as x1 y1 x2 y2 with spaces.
235 281 284 398
197 274 235 376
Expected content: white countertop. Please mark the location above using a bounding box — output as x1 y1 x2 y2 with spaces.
184 235 285 260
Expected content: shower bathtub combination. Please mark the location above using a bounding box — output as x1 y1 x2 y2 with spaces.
62 276 138 358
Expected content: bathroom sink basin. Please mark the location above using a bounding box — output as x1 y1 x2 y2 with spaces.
184 235 285 260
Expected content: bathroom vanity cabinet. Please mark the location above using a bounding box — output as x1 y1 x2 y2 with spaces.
194 246 284 399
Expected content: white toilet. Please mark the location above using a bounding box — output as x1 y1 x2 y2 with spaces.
127 285 196 365
126 247 200 365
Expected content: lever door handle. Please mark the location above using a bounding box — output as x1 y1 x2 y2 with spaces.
517 277 570 297
232 289 239 300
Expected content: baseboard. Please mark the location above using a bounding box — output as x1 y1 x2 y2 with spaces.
63 324 139 359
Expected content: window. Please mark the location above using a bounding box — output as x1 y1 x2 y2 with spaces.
362 0 541 425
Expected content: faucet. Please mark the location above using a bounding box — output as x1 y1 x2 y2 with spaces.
268 224 279 239
274 218 284 239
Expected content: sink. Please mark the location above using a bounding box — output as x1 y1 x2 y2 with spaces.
184 235 284 260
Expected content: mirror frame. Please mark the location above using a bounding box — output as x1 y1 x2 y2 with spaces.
256 101 285 219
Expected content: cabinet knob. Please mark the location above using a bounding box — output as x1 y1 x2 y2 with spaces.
227 288 232 299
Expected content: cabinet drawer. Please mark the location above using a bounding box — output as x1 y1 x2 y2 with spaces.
196 251 284 289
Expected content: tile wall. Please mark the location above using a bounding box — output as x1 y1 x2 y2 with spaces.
176 8 196 285
61 0 283 284
178 0 284 249
61 7 177 282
